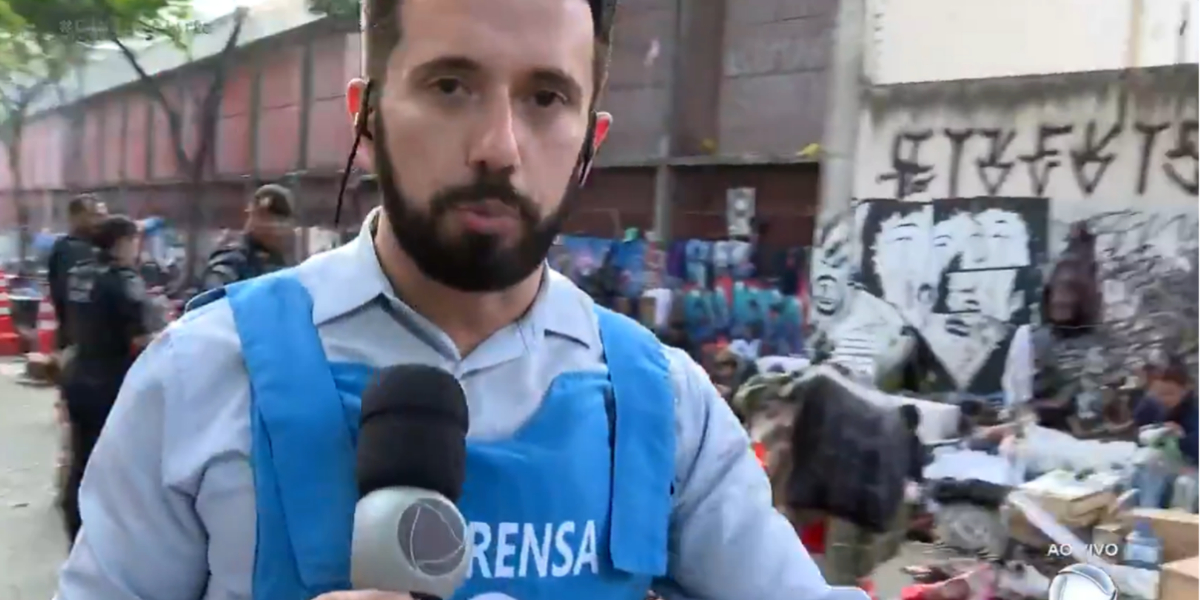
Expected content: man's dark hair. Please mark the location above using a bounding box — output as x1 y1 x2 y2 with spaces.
68 193 98 217
92 215 140 254
361 0 619 101
1160 356 1191 387
252 184 295 219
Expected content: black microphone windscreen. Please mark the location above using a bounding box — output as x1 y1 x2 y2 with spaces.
357 365 469 502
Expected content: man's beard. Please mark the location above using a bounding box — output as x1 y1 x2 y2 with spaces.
373 112 587 293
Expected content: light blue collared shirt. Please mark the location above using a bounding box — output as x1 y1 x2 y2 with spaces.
57 210 830 600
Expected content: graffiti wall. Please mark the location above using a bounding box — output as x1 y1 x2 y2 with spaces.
551 235 810 355
821 70 1198 394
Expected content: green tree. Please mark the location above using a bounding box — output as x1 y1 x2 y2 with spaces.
11 0 248 279
307 0 360 22
0 3 83 268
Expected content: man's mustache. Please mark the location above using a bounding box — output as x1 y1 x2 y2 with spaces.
430 178 539 223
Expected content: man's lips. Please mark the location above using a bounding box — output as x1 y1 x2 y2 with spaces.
452 200 519 233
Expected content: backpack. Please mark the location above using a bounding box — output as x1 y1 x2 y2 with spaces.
784 366 911 533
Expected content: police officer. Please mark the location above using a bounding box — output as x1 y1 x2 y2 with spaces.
47 194 105 352
198 183 295 292
59 215 151 545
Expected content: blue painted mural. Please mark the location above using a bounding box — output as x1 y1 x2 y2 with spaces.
550 235 811 356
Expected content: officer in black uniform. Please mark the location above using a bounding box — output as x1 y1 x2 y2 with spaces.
198 183 295 292
59 215 151 544
47 194 105 351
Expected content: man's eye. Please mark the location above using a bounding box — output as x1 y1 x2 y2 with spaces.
432 78 465 95
532 90 565 107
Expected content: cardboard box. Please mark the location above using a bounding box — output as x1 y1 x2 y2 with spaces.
1092 521 1127 550
1020 472 1117 523
1158 556 1198 600
1122 509 1200 563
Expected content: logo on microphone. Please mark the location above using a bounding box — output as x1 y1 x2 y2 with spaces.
1048 564 1118 600
396 497 467 577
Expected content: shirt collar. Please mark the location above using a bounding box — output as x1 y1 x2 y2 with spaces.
304 207 596 350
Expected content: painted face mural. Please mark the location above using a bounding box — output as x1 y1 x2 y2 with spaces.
871 205 935 325
857 198 1046 393
810 219 855 319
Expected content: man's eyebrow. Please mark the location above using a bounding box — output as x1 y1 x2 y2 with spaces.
409 55 483 80
529 67 584 100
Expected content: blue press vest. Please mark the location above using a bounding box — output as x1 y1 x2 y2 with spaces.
191 274 676 600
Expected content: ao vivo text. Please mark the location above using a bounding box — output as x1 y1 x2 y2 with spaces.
1046 543 1121 558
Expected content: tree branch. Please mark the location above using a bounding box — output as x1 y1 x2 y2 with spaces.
93 0 190 173
190 7 248 180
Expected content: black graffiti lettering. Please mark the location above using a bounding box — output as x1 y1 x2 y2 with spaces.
1164 119 1198 195
1069 121 1122 195
1134 122 1169 194
877 130 934 199
1018 124 1073 196
944 128 974 197
974 128 1017 196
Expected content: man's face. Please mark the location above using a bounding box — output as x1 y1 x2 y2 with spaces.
113 236 138 266
352 0 610 292
1149 379 1185 407
248 206 294 251
1047 271 1082 324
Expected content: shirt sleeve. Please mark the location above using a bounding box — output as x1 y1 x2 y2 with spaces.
658 346 832 600
55 333 210 600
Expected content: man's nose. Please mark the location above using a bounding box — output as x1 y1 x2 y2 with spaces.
467 97 522 173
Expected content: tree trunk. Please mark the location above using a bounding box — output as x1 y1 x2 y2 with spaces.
8 116 29 273
107 8 248 283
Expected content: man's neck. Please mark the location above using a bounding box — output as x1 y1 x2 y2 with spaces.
373 212 543 356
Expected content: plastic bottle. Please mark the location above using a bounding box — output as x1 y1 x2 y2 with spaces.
1122 519 1164 570
1170 473 1199 512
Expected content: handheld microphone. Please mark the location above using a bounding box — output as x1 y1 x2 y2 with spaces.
350 365 472 599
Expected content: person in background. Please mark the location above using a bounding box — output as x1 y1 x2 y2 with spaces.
898 404 927 484
197 184 295 293
729 322 763 361
1141 357 1198 467
60 215 152 544
1131 355 1167 426
764 303 800 356
47 194 105 352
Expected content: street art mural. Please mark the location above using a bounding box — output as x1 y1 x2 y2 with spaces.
550 235 810 355
825 79 1197 396
858 197 1048 393
809 198 1048 393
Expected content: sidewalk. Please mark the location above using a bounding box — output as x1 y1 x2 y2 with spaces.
0 360 66 599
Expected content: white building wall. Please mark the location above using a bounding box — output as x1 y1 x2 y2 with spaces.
866 0 1199 84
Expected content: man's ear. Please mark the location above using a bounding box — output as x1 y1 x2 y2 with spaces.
593 111 612 152
345 78 374 169
579 111 613 185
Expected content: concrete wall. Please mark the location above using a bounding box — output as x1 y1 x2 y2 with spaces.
867 0 1200 84
811 67 1198 395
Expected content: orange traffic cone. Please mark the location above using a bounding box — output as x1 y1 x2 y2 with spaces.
0 271 21 357
36 296 58 355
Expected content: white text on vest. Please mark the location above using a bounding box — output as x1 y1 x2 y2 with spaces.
468 521 599 579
